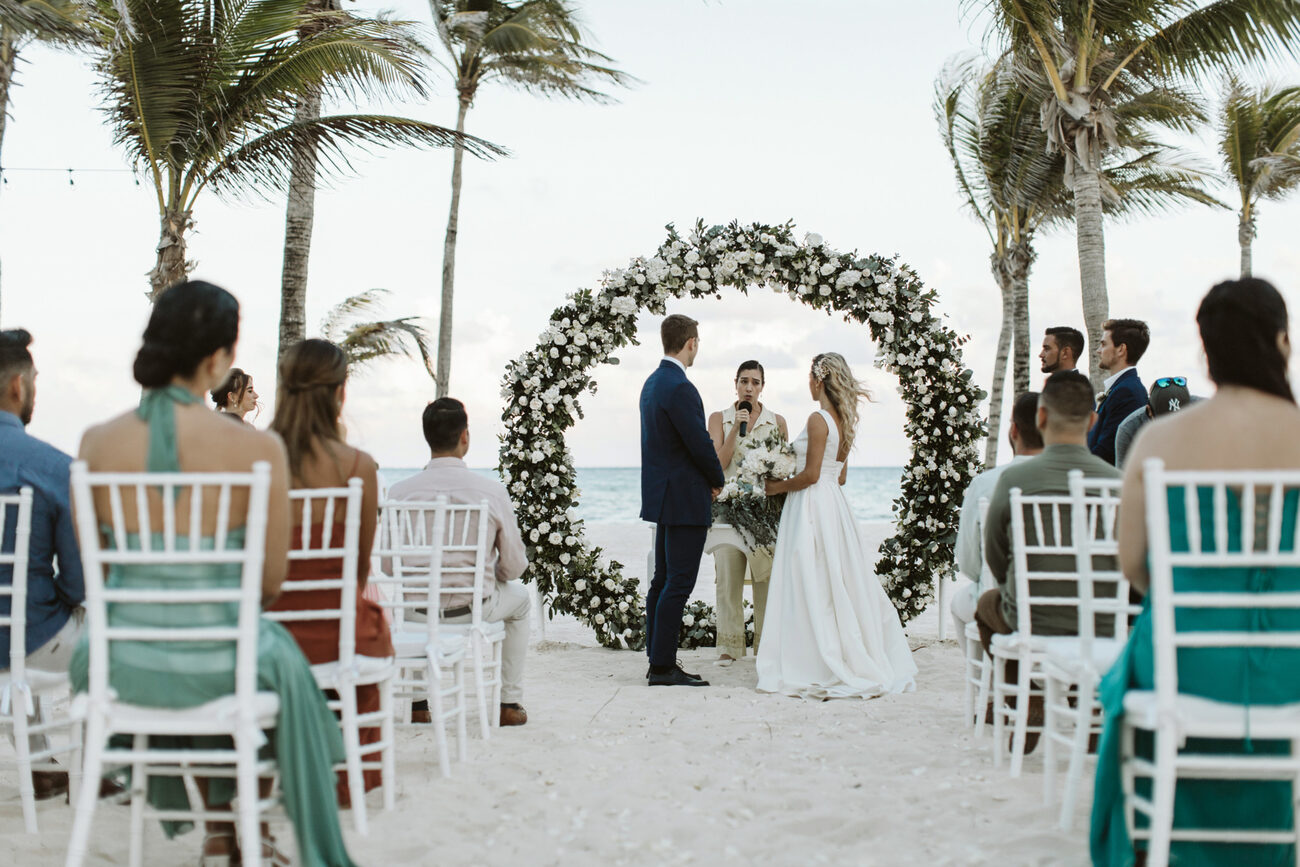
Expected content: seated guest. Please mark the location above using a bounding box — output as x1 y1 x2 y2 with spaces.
210 367 258 423
0 329 84 800
387 398 530 726
266 339 392 806
1039 326 1084 377
1092 278 1300 867
1114 376 1193 469
1088 318 1149 464
951 391 1042 653
72 281 356 866
977 371 1120 658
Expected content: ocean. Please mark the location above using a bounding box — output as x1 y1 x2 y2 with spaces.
379 467 904 523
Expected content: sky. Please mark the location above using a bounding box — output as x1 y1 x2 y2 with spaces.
3 0 1299 469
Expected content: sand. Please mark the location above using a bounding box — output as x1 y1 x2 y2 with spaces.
2 522 1091 865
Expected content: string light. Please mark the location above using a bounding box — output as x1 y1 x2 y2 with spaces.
0 166 140 186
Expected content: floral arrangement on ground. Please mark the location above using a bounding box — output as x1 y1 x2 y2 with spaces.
498 219 986 650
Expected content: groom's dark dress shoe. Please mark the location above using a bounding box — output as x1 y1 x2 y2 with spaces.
645 663 703 681
649 668 709 687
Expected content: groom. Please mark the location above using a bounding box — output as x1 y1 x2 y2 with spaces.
640 314 725 687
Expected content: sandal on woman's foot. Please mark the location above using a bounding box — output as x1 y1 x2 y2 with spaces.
260 834 291 866
199 831 239 867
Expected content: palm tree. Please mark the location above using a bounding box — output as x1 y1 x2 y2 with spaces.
321 288 437 377
972 0 1300 385
95 0 505 300
1218 76 1300 277
0 0 88 322
939 54 1221 464
428 0 634 397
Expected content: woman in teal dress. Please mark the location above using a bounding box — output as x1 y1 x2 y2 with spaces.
72 281 356 866
1091 278 1300 866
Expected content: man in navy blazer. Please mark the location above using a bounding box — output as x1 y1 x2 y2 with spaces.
1087 318 1150 465
640 314 725 687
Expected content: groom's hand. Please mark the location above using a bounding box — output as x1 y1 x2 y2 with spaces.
711 487 722 501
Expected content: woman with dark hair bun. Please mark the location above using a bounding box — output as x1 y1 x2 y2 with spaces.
212 367 259 423
267 338 391 807
1091 278 1300 866
73 281 357 866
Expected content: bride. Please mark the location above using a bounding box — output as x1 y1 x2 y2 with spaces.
756 353 917 699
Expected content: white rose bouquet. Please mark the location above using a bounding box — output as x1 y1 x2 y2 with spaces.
712 428 796 551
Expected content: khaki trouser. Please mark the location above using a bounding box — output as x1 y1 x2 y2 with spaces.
714 546 773 658
443 580 529 704
6 608 84 753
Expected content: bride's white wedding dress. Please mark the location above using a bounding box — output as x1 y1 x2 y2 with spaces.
756 408 918 699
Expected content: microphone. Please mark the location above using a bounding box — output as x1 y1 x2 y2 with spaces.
737 400 753 437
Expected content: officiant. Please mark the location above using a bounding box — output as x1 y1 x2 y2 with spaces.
706 361 789 665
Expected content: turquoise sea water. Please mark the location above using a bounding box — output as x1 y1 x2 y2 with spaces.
379 467 904 523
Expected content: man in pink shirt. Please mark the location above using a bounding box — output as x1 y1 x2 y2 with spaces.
387 398 531 726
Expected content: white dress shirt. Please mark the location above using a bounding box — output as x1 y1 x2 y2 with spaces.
955 455 1034 582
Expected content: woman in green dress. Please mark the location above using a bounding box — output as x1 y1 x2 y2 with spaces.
1091 278 1300 866
72 281 357 866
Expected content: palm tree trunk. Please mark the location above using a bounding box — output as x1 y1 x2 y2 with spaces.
278 84 323 361
1238 211 1254 278
1071 161 1109 389
1008 238 1035 397
276 0 337 362
436 97 471 399
984 256 1014 467
147 208 193 300
0 35 16 325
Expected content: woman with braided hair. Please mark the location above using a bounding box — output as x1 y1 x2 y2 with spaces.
756 353 916 699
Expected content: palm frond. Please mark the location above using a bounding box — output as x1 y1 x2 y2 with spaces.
0 0 91 44
205 113 506 201
1141 0 1300 81
321 288 436 379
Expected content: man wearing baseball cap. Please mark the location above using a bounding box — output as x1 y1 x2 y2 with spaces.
1115 376 1194 469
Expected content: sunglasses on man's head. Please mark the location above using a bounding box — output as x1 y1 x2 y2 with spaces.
1155 377 1187 388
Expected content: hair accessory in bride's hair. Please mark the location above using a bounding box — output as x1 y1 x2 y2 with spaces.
812 357 829 382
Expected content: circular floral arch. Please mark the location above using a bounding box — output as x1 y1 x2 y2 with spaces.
499 220 986 650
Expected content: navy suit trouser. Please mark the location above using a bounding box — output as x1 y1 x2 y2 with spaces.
646 523 708 666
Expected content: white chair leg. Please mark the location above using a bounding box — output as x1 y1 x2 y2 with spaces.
936 577 946 642
428 662 452 779
128 734 148 867
237 731 261 867
491 640 504 728
992 655 1007 767
67 710 84 808
471 634 490 740
1145 729 1179 867
14 693 38 833
454 659 468 762
1121 720 1139 844
1009 660 1033 778
973 650 991 739
64 714 106 867
339 683 368 835
1059 683 1094 831
380 677 396 812
1043 675 1060 804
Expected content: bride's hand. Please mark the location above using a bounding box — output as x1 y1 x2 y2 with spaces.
764 478 780 496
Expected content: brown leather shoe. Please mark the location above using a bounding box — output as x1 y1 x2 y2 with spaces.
410 709 432 724
499 703 527 726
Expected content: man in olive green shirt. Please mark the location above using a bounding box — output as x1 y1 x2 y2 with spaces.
977 370 1121 651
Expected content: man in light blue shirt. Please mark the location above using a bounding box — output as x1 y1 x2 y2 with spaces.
0 329 84 798
951 392 1043 653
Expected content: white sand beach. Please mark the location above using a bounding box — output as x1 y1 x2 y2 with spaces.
2 522 1091 865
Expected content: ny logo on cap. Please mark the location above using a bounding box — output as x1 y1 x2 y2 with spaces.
1168 398 1182 412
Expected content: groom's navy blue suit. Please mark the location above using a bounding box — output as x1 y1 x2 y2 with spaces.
640 358 725 667
1087 367 1145 466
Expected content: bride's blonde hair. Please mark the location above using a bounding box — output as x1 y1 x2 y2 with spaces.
811 353 872 451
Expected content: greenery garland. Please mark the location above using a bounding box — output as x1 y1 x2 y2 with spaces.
498 220 986 649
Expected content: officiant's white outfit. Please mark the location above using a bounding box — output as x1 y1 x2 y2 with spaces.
756 409 917 699
714 403 778 659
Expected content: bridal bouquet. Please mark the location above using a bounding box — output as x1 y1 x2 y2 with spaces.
712 429 796 551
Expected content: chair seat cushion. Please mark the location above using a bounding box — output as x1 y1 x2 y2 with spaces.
442 621 506 641
1123 690 1300 739
0 667 71 692
94 692 281 734
309 655 396 688
1042 638 1124 678
391 630 469 661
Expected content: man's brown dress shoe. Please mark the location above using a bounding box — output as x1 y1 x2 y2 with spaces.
32 770 69 801
500 703 527 726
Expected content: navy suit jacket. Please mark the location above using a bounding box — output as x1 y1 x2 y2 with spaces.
639 360 725 526
1088 368 1145 466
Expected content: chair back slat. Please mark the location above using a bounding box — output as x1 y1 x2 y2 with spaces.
70 461 273 712
1067 471 1129 650
976 497 992 596
263 480 364 668
0 488 35 680
1142 459 1300 711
